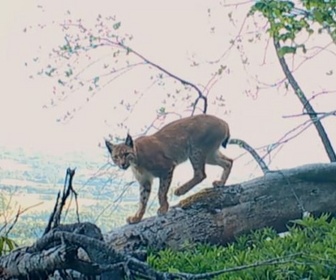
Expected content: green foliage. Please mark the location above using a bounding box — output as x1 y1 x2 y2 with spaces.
113 21 121 30
250 0 336 55
148 215 336 279
0 236 16 256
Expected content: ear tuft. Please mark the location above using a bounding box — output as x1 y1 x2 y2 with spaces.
125 134 133 148
105 139 114 153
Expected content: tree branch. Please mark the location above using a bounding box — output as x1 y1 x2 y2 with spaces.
273 38 336 162
229 138 269 174
100 38 208 114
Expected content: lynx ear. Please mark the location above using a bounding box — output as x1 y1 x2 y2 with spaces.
125 134 133 148
105 139 114 154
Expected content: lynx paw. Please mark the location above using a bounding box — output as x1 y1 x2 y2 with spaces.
157 203 169 216
212 180 226 188
174 187 185 196
126 215 142 224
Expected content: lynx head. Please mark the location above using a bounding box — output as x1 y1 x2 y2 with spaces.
105 134 135 170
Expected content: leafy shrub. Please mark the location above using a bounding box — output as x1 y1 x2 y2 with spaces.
148 215 336 279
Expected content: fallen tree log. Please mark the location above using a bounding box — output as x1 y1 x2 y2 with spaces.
104 162 336 252
1 163 336 279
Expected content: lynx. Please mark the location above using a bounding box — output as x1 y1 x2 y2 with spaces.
105 114 233 224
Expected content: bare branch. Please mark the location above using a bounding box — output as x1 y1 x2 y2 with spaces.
101 37 208 114
220 0 254 8
44 168 79 235
246 109 336 169
1 202 43 237
283 109 336 119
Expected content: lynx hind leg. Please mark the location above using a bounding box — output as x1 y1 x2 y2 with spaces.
157 168 174 216
207 150 233 187
174 150 206 196
127 181 152 224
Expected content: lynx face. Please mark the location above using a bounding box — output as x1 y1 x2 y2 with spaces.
105 134 135 170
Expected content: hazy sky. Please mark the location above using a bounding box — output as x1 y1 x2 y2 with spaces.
1 0 335 179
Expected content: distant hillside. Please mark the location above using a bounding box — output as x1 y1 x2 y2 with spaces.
0 145 146 245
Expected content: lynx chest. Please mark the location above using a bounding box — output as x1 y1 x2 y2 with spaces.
130 164 154 184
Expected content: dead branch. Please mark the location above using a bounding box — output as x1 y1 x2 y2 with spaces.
0 228 301 280
44 168 79 235
228 138 269 174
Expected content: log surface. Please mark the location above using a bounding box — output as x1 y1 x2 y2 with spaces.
104 163 336 252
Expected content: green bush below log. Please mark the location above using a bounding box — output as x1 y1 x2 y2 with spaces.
148 214 336 279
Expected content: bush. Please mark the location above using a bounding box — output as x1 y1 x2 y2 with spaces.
148 215 336 279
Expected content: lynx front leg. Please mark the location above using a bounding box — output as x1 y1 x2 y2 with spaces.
174 151 206 196
127 181 152 224
157 168 174 216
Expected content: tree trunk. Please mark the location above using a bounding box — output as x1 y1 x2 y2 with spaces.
104 162 336 252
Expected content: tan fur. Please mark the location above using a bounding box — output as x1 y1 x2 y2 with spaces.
105 114 233 224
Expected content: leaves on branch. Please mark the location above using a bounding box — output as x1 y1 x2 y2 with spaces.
250 0 336 47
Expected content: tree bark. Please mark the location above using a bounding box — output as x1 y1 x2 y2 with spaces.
1 163 336 279
104 162 336 253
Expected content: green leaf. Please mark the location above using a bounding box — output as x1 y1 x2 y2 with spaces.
168 267 180 273
113 22 121 30
0 237 3 256
65 69 73 77
93 76 100 85
0 236 16 256
277 46 297 56
45 68 56 77
58 79 65 86
158 107 165 114
254 2 267 13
